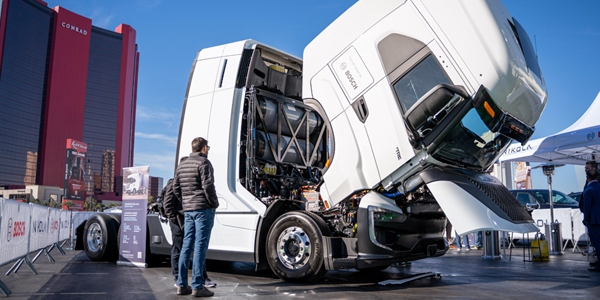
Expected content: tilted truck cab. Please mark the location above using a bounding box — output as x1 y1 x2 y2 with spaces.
171 0 546 282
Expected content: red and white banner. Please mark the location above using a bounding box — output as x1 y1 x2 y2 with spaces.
0 200 30 265
48 207 61 245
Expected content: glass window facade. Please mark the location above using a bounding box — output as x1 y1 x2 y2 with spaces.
0 0 52 185
82 27 122 194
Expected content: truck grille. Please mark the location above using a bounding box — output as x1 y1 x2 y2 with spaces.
469 179 533 223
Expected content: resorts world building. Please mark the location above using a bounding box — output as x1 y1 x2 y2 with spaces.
0 0 139 200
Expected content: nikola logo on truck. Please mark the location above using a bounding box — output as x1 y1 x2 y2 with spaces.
340 62 359 90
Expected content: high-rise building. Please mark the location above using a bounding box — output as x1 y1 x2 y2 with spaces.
0 0 139 200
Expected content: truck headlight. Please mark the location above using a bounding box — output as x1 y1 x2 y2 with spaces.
369 206 407 223
368 206 406 251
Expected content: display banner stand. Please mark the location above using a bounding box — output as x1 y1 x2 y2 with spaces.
117 166 150 268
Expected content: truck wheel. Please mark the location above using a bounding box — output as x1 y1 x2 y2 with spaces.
84 214 118 261
266 211 327 282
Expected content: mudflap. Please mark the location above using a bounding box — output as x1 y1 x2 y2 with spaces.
421 167 538 235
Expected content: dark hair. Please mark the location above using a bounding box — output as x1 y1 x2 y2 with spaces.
191 137 208 153
587 160 599 180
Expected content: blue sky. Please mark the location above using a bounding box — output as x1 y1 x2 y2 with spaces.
45 0 600 193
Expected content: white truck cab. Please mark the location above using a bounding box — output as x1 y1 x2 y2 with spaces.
174 0 546 282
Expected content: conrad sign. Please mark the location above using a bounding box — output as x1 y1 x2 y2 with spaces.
61 22 88 35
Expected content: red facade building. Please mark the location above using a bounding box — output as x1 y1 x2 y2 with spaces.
0 0 139 200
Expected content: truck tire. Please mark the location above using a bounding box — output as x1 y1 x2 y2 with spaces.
84 214 118 261
266 211 327 282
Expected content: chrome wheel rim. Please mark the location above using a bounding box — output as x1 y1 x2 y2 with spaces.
276 226 311 269
86 222 103 252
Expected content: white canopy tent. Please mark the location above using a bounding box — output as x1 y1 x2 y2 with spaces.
500 91 600 165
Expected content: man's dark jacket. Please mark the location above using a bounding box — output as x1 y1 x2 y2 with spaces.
173 152 219 211
583 180 600 225
161 178 184 227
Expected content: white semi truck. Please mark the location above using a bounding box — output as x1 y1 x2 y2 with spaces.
79 0 547 282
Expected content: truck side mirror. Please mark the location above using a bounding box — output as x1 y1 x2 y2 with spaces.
525 203 540 211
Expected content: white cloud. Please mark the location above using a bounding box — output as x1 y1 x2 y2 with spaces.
134 152 176 180
135 132 177 145
90 8 115 29
136 105 180 128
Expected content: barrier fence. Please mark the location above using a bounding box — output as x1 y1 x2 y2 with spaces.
530 208 589 251
0 198 72 296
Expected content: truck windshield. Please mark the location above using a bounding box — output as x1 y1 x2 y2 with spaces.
431 108 511 170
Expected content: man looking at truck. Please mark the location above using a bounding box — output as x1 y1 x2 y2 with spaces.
163 156 217 289
173 137 219 297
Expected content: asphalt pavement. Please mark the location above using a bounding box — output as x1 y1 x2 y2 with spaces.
1 244 599 299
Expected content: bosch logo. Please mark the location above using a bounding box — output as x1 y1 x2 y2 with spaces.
344 70 358 90
588 132 595 141
7 218 12 242
50 220 59 234
340 62 348 70
7 218 26 242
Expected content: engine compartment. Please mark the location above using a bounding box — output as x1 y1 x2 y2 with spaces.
238 47 331 208
237 47 448 240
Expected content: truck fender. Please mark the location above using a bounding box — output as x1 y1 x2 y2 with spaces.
254 200 301 269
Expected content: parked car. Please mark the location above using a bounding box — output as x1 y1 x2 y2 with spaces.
567 191 582 203
509 189 580 212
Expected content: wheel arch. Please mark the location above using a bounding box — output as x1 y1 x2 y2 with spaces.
254 200 301 269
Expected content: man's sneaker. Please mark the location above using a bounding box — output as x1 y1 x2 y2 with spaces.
174 283 178 288
176 285 192 295
205 278 217 288
191 286 214 297
449 245 458 250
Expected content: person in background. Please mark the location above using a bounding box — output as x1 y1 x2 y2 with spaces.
474 231 483 250
454 230 472 251
582 160 600 271
173 137 219 297
446 220 457 250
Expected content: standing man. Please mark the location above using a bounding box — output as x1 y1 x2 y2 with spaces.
164 157 217 289
173 138 219 297
161 177 181 286
582 160 600 271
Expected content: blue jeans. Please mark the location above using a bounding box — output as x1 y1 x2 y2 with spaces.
454 231 471 248
177 208 215 290
475 231 482 248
